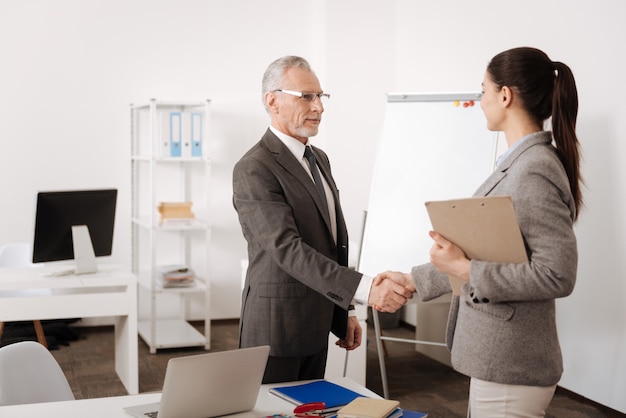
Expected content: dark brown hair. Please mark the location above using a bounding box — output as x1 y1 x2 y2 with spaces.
487 47 583 220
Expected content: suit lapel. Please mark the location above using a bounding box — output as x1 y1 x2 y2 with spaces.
474 132 552 197
261 131 333 232
474 170 506 197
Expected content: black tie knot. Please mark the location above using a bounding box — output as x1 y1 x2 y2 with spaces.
304 145 315 163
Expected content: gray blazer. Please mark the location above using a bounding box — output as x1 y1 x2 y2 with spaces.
412 131 577 386
233 129 362 357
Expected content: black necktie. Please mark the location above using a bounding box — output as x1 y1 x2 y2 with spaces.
304 146 328 212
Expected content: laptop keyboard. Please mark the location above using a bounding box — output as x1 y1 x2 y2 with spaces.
144 412 158 418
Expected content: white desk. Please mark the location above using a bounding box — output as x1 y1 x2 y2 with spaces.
0 377 379 418
0 264 138 394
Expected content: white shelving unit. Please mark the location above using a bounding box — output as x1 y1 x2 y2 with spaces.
130 99 211 353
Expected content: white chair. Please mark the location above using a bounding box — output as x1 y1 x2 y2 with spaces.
0 340 75 406
0 242 33 267
0 242 48 347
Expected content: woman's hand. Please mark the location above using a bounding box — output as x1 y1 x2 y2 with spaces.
429 231 470 281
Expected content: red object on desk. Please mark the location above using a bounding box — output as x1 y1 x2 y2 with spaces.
294 401 327 417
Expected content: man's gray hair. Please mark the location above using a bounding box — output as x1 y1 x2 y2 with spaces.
262 56 313 112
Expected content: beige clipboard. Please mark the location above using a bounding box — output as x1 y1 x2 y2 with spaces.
425 195 528 295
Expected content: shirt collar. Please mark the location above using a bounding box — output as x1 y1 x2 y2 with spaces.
496 132 536 168
269 125 309 160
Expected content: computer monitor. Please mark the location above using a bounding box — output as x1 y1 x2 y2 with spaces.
32 189 117 275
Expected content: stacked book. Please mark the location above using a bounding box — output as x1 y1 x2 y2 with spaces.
337 398 402 418
336 397 429 417
158 265 196 288
158 201 195 225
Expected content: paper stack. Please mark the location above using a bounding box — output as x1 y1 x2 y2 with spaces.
158 265 196 288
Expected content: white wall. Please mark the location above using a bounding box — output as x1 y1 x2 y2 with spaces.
1 0 624 412
390 1 626 413
0 0 319 320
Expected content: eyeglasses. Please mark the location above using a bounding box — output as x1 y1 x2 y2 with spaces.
273 89 330 103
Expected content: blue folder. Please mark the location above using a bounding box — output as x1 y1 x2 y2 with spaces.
269 380 364 410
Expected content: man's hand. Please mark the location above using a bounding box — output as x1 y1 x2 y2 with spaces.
336 316 362 351
368 276 414 313
373 271 415 291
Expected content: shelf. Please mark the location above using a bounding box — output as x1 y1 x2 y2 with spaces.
158 220 210 230
131 155 210 164
131 98 212 354
131 217 209 230
137 272 208 294
137 319 207 350
131 100 207 110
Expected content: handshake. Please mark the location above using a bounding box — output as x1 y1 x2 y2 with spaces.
367 231 469 312
368 271 415 313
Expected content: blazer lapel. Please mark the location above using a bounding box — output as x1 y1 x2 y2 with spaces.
474 132 553 197
474 169 506 197
261 131 333 231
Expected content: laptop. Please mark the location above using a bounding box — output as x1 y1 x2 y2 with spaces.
124 345 270 418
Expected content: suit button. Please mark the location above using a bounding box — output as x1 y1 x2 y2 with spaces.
472 298 479 303
482 298 490 303
327 292 342 302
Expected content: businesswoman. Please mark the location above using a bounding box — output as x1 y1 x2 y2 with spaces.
378 47 583 417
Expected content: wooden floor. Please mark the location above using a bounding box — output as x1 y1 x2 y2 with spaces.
36 319 624 417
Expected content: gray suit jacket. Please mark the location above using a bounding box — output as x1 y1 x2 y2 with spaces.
412 131 577 386
233 129 362 357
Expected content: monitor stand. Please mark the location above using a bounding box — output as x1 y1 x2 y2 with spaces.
72 225 97 275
